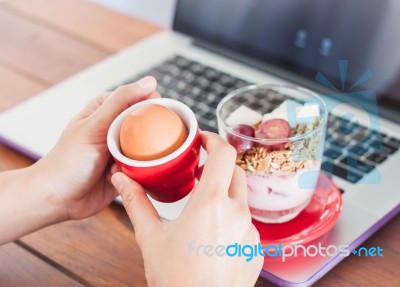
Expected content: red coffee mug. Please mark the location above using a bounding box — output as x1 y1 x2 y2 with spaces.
107 98 201 203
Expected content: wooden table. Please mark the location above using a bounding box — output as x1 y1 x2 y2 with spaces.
0 1 398 286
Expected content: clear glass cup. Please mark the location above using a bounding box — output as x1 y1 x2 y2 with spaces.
217 84 328 223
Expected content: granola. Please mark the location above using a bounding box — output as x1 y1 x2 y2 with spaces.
236 120 321 173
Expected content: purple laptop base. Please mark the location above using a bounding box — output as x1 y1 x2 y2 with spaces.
259 205 400 286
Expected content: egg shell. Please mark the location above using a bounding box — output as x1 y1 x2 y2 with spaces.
119 104 187 160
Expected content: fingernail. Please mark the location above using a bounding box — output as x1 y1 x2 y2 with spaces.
111 173 124 191
137 76 156 92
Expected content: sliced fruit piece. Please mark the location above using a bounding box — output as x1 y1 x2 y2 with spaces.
255 119 291 150
227 124 255 151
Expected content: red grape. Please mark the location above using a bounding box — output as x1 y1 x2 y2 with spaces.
227 124 255 151
255 119 291 149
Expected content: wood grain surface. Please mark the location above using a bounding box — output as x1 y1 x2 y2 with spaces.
0 0 398 286
0 242 83 287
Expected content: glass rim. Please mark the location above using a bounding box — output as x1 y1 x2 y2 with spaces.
216 83 328 142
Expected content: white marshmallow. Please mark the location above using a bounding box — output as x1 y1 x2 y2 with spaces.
262 100 301 126
225 105 263 126
295 104 320 124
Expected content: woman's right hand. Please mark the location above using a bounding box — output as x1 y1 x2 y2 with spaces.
111 131 263 287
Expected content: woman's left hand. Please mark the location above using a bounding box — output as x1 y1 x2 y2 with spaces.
33 76 159 221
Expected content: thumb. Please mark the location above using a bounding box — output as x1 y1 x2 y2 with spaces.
93 76 157 127
111 172 161 237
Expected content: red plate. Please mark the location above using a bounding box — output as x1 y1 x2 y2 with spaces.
253 172 342 246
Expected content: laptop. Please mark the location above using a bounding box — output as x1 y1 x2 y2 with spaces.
0 0 399 285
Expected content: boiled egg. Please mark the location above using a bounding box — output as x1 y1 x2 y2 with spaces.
120 104 187 160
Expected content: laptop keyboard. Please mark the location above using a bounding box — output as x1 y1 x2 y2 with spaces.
111 55 400 185
322 116 400 183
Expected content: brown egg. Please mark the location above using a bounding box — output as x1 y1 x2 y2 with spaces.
120 104 187 160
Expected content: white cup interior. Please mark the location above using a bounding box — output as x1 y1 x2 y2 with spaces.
107 98 198 167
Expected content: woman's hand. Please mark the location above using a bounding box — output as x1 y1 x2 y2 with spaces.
112 132 263 287
0 76 160 244
33 76 159 222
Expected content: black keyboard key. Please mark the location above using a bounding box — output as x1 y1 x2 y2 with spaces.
348 145 368 156
190 63 206 75
160 74 173 86
157 84 167 95
369 140 397 155
329 140 347 149
155 62 173 74
340 156 374 174
332 134 352 144
322 162 363 183
179 70 195 84
248 102 263 111
192 91 208 101
203 68 221 81
328 115 337 125
165 65 181 77
234 80 251 89
209 100 220 109
338 116 350 126
193 76 210 90
179 96 195 106
382 142 398 154
324 148 342 159
147 70 164 81
341 127 355 136
208 82 225 94
190 86 202 97
353 130 368 142
366 153 387 164
369 140 382 150
174 56 192 69
338 124 357 135
174 80 188 92
198 120 218 133
164 89 180 100
190 105 201 114
321 162 332 173
325 133 333 141
220 74 237 88
386 137 400 148
269 97 284 105
370 130 381 139
203 111 215 120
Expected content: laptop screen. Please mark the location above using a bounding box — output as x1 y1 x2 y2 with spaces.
174 0 400 115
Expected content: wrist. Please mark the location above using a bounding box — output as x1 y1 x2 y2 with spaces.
28 161 69 224
0 165 66 244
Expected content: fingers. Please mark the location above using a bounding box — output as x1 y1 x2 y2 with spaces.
100 179 119 204
92 76 157 127
111 172 160 239
228 165 248 205
74 93 110 120
194 131 237 197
